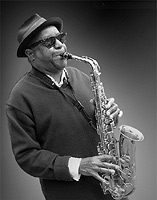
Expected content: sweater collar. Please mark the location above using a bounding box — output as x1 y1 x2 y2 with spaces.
30 67 71 89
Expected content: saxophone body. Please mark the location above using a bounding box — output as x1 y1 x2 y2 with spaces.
62 52 144 199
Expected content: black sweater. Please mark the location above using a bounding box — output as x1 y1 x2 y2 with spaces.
6 66 123 200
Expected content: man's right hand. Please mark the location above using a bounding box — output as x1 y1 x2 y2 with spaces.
79 155 120 183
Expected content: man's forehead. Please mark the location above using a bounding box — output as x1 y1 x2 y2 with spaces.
38 26 59 39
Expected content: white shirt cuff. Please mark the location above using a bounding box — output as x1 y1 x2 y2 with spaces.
68 157 82 181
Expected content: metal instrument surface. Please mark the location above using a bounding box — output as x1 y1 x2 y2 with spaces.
62 52 144 199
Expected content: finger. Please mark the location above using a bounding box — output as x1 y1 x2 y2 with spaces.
92 170 114 185
91 171 108 183
110 109 123 120
119 157 126 164
118 110 123 118
109 108 120 119
102 162 121 171
98 154 116 163
106 104 118 116
105 98 114 109
98 167 115 176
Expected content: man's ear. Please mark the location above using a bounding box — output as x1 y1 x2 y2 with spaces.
25 49 35 61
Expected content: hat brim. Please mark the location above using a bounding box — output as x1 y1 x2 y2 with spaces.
17 17 63 57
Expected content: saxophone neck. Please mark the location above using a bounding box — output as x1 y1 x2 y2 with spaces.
62 52 100 72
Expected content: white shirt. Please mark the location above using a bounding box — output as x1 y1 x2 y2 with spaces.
47 69 82 181
47 68 67 88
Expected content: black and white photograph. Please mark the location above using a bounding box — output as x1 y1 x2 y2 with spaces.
1 1 156 200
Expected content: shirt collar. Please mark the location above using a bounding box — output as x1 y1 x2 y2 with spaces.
47 68 68 88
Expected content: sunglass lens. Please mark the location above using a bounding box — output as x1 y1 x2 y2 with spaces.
43 33 67 48
58 33 67 44
44 37 56 48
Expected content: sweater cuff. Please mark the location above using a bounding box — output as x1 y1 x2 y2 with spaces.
54 155 73 181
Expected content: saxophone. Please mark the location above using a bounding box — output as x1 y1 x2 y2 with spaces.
62 52 144 199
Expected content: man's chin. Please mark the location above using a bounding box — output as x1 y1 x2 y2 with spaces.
53 60 67 71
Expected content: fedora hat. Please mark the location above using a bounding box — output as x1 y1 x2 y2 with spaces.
17 13 63 57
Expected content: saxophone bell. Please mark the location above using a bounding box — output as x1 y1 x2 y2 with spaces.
119 125 144 141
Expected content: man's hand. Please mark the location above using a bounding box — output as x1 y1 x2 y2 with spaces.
79 155 120 183
90 97 123 126
105 97 123 126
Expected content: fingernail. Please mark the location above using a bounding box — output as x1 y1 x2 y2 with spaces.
110 169 115 175
109 115 113 119
106 111 110 116
118 111 123 117
116 166 121 171
119 158 125 164
105 105 108 109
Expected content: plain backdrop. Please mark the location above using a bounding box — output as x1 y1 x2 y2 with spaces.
1 1 156 200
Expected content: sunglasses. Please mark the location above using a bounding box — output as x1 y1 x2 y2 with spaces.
28 32 67 49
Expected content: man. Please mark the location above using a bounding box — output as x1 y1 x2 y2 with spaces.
6 14 128 200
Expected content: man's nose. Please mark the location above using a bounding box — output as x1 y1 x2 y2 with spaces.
55 39 63 49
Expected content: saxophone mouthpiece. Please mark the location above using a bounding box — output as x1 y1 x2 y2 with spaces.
61 52 73 60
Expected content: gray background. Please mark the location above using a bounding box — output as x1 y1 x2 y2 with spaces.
1 1 156 200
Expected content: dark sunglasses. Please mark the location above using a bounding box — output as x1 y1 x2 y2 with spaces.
28 32 67 49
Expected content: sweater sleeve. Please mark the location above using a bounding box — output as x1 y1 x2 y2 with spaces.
6 105 73 181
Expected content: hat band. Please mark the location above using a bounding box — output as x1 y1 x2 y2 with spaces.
22 18 46 43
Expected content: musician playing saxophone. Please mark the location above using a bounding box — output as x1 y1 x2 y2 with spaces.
6 14 127 200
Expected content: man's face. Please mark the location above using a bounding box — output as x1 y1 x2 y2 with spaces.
32 26 67 74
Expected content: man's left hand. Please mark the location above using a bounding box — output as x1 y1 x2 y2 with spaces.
90 97 123 126
105 97 123 126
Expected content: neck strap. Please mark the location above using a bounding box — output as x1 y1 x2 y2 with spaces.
30 67 96 130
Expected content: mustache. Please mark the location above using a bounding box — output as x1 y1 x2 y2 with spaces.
53 48 67 57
